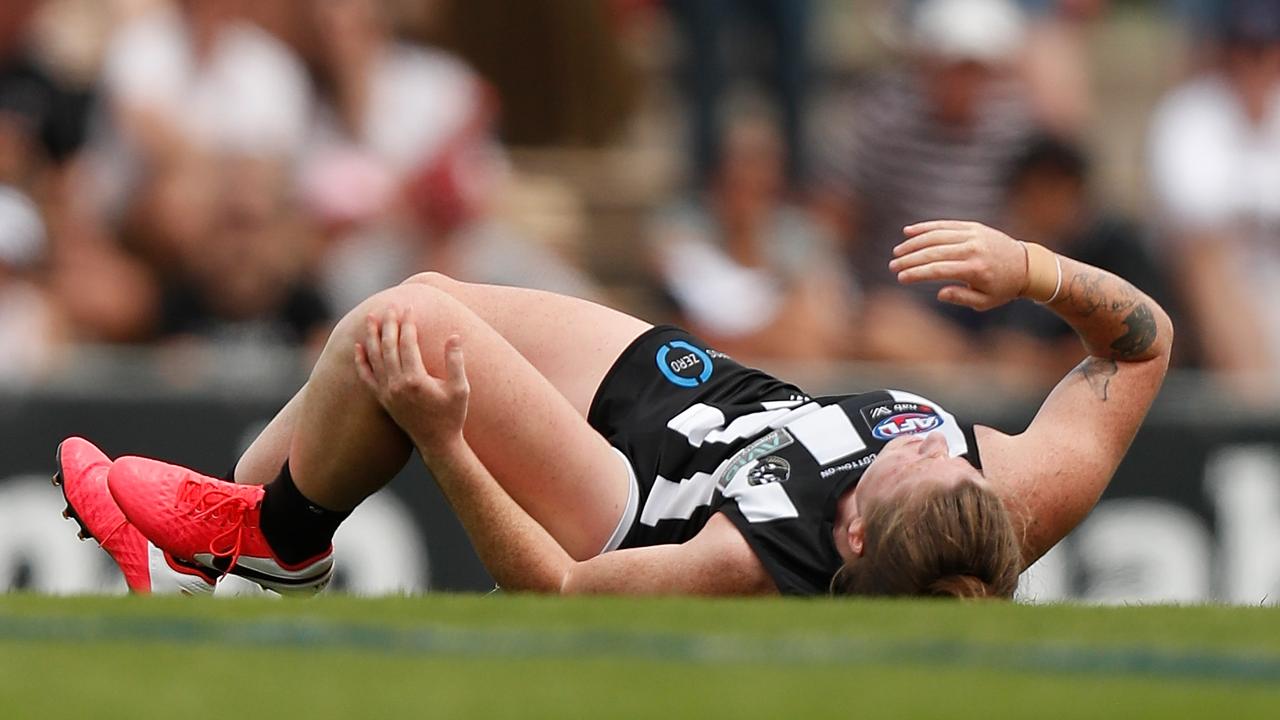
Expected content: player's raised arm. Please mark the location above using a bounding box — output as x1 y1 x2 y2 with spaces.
890 220 1173 565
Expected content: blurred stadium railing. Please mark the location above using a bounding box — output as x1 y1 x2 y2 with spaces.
3 345 1278 604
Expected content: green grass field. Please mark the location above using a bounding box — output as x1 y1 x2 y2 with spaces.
2 594 1278 719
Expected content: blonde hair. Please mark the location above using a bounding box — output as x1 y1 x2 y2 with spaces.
831 478 1021 599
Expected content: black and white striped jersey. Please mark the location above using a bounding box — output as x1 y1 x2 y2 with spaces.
590 326 983 596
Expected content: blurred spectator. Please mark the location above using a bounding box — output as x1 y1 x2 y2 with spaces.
0 186 60 383
651 113 854 360
664 0 812 190
298 0 597 311
1 0 107 235
1 0 159 349
1168 0 1229 49
432 0 639 147
155 157 330 348
814 0 1036 363
89 0 311 266
411 170 601 302
0 0 96 180
897 0 1104 134
1021 0 1108 135
298 0 491 311
1147 0 1280 395
982 134 1173 382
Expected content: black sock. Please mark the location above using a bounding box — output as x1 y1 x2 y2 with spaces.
259 461 350 565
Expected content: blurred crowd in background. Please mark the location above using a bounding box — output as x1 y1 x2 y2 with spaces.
0 0 1278 401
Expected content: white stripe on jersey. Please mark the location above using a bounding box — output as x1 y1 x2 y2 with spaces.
721 468 800 523
644 401 838 527
761 399 809 410
666 404 726 446
642 460 803 527
888 389 968 457
640 471 719 526
667 402 821 448
640 391 972 532
785 405 866 465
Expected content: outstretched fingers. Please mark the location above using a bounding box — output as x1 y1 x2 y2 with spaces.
443 334 469 398
355 342 377 390
903 220 974 237
357 305 467 400
399 307 425 375
889 241 972 274
380 307 402 373
895 260 973 285
364 313 387 379
893 220 1024 312
937 285 993 310
360 307 423 390
892 229 971 258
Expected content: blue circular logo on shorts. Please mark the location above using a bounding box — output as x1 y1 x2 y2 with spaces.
656 340 713 388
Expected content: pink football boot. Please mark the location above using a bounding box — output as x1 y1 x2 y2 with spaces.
54 437 218 595
107 456 333 595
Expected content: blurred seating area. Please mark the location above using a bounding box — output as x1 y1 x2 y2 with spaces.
1 0 1277 403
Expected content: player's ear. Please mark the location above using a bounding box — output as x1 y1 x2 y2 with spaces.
847 516 866 558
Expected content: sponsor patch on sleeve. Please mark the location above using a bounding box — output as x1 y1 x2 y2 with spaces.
860 400 945 441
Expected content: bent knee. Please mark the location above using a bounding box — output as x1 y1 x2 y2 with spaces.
336 283 449 338
399 271 459 291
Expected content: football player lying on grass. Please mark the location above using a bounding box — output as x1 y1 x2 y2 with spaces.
56 220 1170 597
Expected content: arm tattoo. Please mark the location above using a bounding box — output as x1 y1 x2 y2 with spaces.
1063 270 1158 360
1066 271 1138 318
1066 272 1106 317
1111 303 1158 359
1075 357 1119 401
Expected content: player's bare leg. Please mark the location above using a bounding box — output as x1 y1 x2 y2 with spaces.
232 389 307 487
399 273 651 416
236 275 647 480
233 275 650 558
225 279 648 561
105 280 643 591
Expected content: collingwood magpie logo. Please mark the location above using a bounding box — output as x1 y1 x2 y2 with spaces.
719 429 793 490
747 456 791 486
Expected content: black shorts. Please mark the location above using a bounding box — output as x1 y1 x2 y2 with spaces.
587 326 808 549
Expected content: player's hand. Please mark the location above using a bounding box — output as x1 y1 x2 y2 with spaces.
354 307 470 454
889 220 1028 311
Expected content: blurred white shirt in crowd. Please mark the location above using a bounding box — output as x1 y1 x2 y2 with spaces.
101 5 310 156
653 202 841 337
300 43 495 313
0 187 56 384
306 44 483 178
1150 76 1280 231
1149 74 1280 362
87 5 311 219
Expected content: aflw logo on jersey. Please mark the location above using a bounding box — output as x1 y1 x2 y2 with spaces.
862 401 944 441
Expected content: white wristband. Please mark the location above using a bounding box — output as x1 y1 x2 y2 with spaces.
1040 254 1063 305
1019 241 1063 304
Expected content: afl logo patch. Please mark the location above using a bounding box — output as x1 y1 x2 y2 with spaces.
872 411 942 440
862 400 944 441
656 340 713 388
